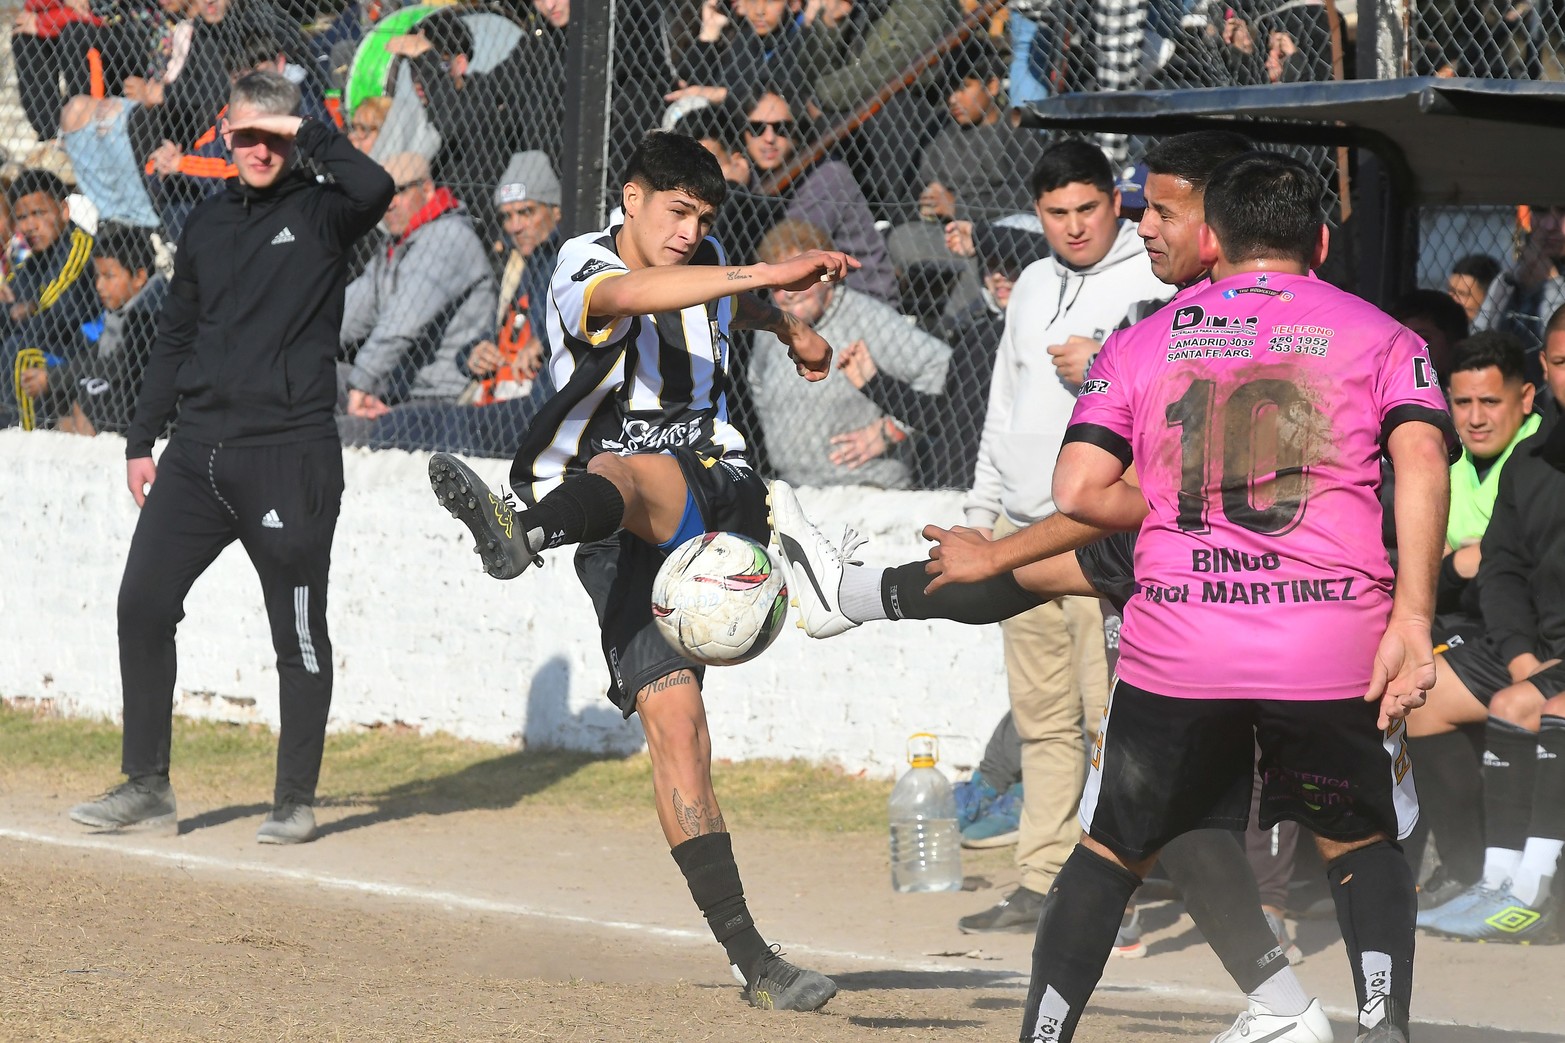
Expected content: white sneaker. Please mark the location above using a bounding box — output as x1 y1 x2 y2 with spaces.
1211 999 1332 1043
768 480 865 639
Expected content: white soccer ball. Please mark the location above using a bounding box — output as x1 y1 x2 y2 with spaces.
651 532 790 666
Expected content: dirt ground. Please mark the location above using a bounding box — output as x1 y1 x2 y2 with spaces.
2 784 1563 1043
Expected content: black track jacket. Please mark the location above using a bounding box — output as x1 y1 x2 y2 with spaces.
125 119 394 458
1478 399 1565 664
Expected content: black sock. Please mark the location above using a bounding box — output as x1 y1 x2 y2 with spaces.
671 833 771 981
1408 730 1485 884
1533 716 1565 842
1020 845 1141 1042
1326 840 1414 1034
519 472 625 550
1485 717 1539 852
880 561 1045 624
1160 830 1288 993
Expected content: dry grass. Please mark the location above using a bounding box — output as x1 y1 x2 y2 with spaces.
0 700 890 833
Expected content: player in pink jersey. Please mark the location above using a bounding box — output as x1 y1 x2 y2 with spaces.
1020 153 1453 1043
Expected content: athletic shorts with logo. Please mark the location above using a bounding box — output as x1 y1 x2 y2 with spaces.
575 448 770 716
1441 633 1565 706
1076 532 1138 614
1080 680 1419 862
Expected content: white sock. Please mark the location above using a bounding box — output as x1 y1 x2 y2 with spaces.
1510 837 1565 906
837 563 886 623
1248 966 1311 1018
1480 846 1523 890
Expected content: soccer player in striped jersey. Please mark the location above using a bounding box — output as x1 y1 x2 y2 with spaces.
427 131 857 1012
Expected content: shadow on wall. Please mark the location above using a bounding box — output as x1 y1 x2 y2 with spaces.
521 654 645 758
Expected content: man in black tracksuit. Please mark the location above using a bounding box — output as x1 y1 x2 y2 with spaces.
1408 309 1565 940
69 69 394 844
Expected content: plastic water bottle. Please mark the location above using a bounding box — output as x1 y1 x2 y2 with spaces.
889 733 963 893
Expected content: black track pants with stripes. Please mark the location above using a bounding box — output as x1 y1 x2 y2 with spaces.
119 437 343 806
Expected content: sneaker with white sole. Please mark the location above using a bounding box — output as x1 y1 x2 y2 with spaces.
767 479 865 639
69 775 177 834
1113 904 1146 959
1426 881 1554 942
428 453 543 580
1211 999 1333 1043
257 802 317 844
1417 880 1507 933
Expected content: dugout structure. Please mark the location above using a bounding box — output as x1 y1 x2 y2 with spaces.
1015 75 1565 308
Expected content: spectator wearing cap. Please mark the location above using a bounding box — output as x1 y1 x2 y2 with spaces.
839 226 1023 489
889 36 1045 324
339 152 497 438
742 88 896 304
460 150 562 411
1115 163 1148 224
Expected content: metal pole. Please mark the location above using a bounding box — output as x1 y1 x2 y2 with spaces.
1350 0 1412 306
561 0 614 238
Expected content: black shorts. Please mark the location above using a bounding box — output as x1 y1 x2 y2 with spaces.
1081 681 1419 861
574 449 770 716
1443 634 1565 706
1075 531 1138 614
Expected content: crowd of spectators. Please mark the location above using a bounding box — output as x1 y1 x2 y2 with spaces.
0 0 1538 498
3 0 1562 950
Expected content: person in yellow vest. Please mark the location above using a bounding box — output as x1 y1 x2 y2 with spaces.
1439 332 1541 619
1403 330 1543 915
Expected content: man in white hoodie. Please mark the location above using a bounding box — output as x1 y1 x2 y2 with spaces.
955 139 1172 933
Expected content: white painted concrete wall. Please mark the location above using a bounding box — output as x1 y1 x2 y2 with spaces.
0 430 1010 777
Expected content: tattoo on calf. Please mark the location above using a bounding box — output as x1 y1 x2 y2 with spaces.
673 788 726 837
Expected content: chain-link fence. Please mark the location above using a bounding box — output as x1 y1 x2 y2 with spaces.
0 0 1527 489
1404 0 1565 360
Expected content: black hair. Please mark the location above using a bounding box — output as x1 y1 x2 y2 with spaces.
943 34 1004 93
225 26 281 77
1026 139 1114 201
623 131 729 210
1388 289 1470 349
415 10 473 61
1450 253 1501 288
1202 152 1324 266
6 168 70 206
1451 330 1529 385
1143 131 1256 190
674 98 746 155
94 223 155 277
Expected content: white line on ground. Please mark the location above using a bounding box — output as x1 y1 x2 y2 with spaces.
0 825 1509 1033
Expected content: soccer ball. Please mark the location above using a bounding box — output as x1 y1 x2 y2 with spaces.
651 532 790 666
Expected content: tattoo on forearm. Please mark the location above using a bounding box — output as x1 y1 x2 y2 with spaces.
733 291 788 336
726 268 752 283
672 789 726 837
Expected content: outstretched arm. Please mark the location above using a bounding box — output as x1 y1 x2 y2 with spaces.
924 467 1142 591
733 289 837 382
587 250 858 323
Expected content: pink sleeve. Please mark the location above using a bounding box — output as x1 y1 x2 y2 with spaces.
1064 331 1135 466
1373 325 1456 453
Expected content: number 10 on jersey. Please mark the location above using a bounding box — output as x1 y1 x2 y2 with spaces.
1165 377 1319 537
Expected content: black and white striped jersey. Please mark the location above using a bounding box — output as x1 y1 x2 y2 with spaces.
507 225 748 502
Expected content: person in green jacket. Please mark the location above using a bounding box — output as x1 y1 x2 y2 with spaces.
1441 331 1541 613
